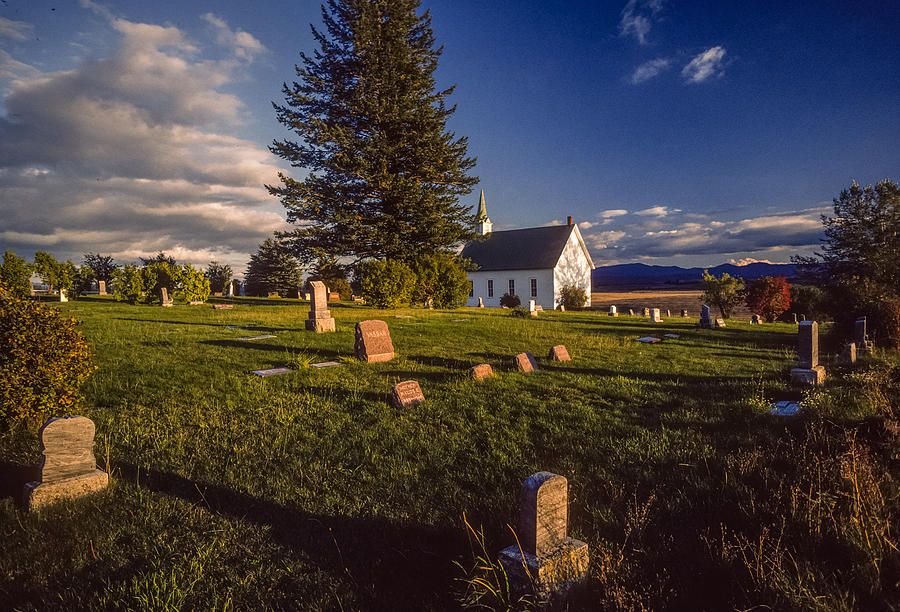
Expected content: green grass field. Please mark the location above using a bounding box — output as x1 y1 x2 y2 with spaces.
2 297 898 610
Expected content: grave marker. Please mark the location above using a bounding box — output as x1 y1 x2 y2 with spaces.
651 308 661 323
355 319 394 362
98 280 107 295
390 380 424 408
328 291 340 301
470 363 494 380
478 296 484 307
252 367 291 377
498 472 589 603
514 352 538 372
267 291 280 298
608 305 618 317
715 318 726 328
549 345 571 361
529 300 538 317
680 309 687 317
790 320 826 386
305 280 336 333
838 342 857 366
855 317 872 352
641 307 650 317
213 304 234 310
23 416 109 511
700 304 713 328
628 308 635 316
227 281 235 297
751 314 761 324
59 288 68 302
160 287 172 307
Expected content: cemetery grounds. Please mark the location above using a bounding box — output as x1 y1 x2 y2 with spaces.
1 296 899 610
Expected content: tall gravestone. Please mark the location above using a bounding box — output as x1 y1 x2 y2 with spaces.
227 280 235 297
23 416 109 511
59 288 68 302
855 317 872 352
650 308 661 323
680 309 687 317
751 314 761 325
608 305 617 317
97 280 107 295
498 472 589 604
355 319 394 362
838 342 857 366
641 307 650 317
478 297 484 307
627 308 635 316
700 304 713 328
790 321 826 386
305 280 335 332
159 287 172 306
529 300 538 317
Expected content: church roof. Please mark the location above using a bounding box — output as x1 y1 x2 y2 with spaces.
475 190 488 221
460 225 577 271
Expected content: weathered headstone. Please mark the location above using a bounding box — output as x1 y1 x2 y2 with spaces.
227 281 235 297
305 280 335 333
608 305 618 317
97 280 107 295
838 342 857 366
355 319 394 362
213 304 234 310
680 309 688 317
58 288 68 302
641 307 650 317
29 283 35 297
470 363 494 380
251 367 292 377
514 352 538 372
189 301 203 305
353 295 364 303
558 305 565 312
715 318 726 328
478 296 484 307
700 304 713 328
549 345 571 361
328 291 340 302
751 314 761 325
855 317 872 352
628 308 635 316
791 321 826 386
159 287 172 307
650 308 661 323
213 292 223 297
23 416 109 511
799 314 806 322
666 309 671 318
390 380 424 408
791 313 798 324
498 472 589 604
267 291 280 298
529 300 538 317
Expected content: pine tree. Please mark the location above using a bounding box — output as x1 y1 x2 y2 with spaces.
269 0 478 265
244 238 304 297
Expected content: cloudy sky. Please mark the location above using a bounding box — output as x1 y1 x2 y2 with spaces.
1 0 898 274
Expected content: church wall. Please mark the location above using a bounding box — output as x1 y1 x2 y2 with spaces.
552 229 593 307
466 268 555 309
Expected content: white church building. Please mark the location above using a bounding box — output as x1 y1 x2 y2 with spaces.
460 191 593 309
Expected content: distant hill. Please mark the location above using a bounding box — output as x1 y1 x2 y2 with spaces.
592 262 799 288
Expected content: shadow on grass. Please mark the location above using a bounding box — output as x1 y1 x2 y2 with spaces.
198 340 343 361
115 317 280 332
0 460 38 502
114 462 461 609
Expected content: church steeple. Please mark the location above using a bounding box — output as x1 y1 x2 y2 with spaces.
475 189 492 235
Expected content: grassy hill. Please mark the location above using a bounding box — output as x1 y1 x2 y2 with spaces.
1 298 898 610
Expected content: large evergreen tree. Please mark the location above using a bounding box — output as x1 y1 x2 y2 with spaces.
269 0 478 265
244 238 304 297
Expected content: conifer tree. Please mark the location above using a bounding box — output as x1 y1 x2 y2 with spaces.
244 238 304 297
269 0 478 265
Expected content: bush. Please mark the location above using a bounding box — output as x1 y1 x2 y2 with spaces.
509 306 530 318
354 259 416 308
744 275 791 322
499 293 520 308
0 282 95 429
0 250 33 298
112 265 144 304
177 264 211 303
411 253 470 309
73 266 96 298
324 278 352 301
558 284 588 309
701 269 745 318
789 285 827 322
205 261 232 294
142 261 178 302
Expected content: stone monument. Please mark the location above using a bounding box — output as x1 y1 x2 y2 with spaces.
855 317 873 352
390 380 424 408
751 314 761 325
23 416 109 511
650 308 661 323
498 472 589 604
355 319 394 362
700 304 713 328
97 280 107 295
608 305 617 317
838 342 857 366
514 352 538 372
478 297 484 308
549 345 571 361
305 280 335 333
529 300 538 317
641 307 650 317
470 364 494 380
160 287 172 307
628 308 635 316
790 321 826 386
680 309 687 317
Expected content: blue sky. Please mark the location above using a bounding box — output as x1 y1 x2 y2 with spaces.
1 0 898 273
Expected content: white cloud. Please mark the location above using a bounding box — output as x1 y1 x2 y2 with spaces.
619 0 665 45
0 17 33 40
682 46 727 84
634 205 680 216
629 58 671 84
0 10 285 272
597 209 629 218
730 257 786 266
0 49 38 79
202 13 267 62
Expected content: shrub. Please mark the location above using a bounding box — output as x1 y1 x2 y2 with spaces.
142 261 178 302
0 282 95 429
73 266 96 298
701 269 745 318
789 285 827 322
112 264 144 304
500 293 520 308
324 278 352 301
411 252 470 309
354 259 416 308
744 275 791 322
307 255 352 300
177 264 211 303
0 250 33 298
205 261 233 294
559 284 588 309
509 306 530 318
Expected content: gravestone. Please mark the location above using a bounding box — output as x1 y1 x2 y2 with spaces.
650 308 661 323
213 292 223 297
305 280 335 333
751 314 761 325
700 304 713 328
838 342 857 366
97 280 107 295
213 304 234 310
715 318 726 328
680 309 688 317
23 416 109 511
390 380 424 408
189 301 203 305
252 367 292 377
558 305 565 312
267 291 279 298
641 307 650 317
535 305 543 312
328 291 340 301
790 321 826 386
666 309 671 318
628 308 635 316
470 363 494 380
355 319 394 362
549 345 571 361
799 314 806 322
59 288 68 302
498 472 589 604
29 283 35 297
608 305 618 317
160 287 172 307
296 290 303 300
478 297 484 307
791 313 798 324
514 352 538 372
855 317 872 352
227 281 235 297
529 300 538 317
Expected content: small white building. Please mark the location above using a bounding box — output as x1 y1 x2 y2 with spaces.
460 192 593 309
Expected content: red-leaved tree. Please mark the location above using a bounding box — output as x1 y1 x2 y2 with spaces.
744 276 791 322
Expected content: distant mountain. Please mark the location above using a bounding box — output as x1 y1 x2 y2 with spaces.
592 262 799 287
